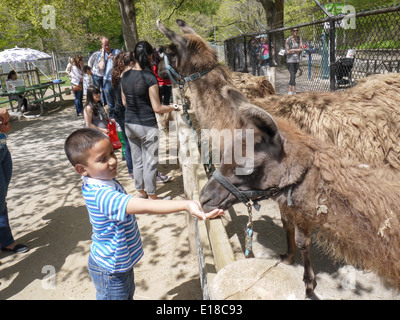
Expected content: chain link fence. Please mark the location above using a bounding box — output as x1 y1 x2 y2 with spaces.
224 4 400 94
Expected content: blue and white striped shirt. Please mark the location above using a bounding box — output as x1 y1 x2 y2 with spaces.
82 177 143 273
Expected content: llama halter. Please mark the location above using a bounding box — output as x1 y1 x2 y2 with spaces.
212 169 280 211
163 55 217 86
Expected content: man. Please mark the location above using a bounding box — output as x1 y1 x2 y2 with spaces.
88 50 104 104
97 36 120 118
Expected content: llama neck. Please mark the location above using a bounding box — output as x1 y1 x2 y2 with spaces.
187 67 244 131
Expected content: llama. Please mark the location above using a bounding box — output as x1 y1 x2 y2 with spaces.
185 71 400 171
158 19 400 297
233 72 400 171
202 103 400 297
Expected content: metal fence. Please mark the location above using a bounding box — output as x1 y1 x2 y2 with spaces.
224 4 400 94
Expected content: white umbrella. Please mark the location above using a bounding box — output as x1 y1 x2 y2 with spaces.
0 46 51 64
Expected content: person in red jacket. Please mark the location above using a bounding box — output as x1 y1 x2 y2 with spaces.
152 47 172 107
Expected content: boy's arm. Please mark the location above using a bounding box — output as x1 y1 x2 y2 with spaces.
126 198 224 220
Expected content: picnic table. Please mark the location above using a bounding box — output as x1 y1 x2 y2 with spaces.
0 80 70 117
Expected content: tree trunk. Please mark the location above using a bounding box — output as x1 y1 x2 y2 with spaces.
258 0 284 29
258 0 285 65
118 0 139 51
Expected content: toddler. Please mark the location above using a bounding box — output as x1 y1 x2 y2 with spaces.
83 65 93 96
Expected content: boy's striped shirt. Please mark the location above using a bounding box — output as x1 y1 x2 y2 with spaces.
82 177 143 273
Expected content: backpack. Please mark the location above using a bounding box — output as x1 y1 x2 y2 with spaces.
260 44 270 60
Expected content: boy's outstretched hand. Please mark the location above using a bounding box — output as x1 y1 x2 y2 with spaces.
187 201 224 221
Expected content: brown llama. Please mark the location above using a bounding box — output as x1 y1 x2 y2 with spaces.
233 72 400 170
158 19 400 297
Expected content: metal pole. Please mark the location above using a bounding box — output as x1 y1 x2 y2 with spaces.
313 0 333 17
243 35 248 72
329 19 336 91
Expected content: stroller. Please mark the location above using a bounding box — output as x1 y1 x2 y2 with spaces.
335 55 355 87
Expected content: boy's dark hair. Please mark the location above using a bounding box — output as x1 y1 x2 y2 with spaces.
64 128 108 166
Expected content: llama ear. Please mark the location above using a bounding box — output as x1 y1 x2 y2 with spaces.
157 19 187 49
240 104 282 145
176 19 197 34
223 87 281 140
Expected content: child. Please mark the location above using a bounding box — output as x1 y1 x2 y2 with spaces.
64 128 223 300
83 65 93 96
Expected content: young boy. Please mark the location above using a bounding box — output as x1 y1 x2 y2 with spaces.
64 128 223 300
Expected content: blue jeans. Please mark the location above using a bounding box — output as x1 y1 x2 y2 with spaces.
88 254 135 300
73 89 83 115
0 146 14 248
92 75 105 104
103 80 115 118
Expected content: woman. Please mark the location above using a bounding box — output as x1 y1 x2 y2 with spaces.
112 52 134 178
71 55 84 116
285 28 303 95
0 109 29 254
7 70 28 113
83 85 109 135
121 41 179 200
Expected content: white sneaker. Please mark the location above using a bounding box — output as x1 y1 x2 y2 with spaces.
156 172 171 184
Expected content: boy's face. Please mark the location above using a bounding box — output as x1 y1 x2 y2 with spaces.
76 138 117 180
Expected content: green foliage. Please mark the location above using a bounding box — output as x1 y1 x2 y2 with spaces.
0 0 398 52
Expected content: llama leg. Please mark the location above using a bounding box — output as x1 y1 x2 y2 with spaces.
295 225 316 297
280 218 296 265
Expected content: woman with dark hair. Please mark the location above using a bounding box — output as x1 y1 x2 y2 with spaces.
121 41 179 200
7 70 28 113
71 55 84 115
83 85 109 135
112 52 135 178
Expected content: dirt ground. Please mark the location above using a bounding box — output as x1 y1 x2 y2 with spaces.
0 94 202 300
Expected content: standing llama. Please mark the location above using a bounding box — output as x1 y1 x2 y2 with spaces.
184 65 400 171
157 19 400 297
242 73 400 171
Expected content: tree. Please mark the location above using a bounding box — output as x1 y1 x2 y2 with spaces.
257 0 284 29
118 0 139 51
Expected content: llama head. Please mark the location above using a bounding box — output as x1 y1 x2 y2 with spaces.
199 104 287 211
157 19 218 80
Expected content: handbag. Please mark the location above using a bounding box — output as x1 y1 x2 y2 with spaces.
72 84 82 92
107 121 122 149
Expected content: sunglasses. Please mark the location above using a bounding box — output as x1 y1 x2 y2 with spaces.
293 29 299 32
94 92 101 95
